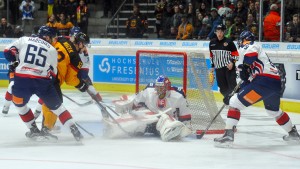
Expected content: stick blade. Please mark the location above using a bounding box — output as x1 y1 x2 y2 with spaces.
196 130 225 139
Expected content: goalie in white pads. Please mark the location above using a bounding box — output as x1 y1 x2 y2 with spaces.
214 31 300 148
104 75 192 141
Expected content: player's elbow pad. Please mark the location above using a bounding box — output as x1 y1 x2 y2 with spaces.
4 49 17 62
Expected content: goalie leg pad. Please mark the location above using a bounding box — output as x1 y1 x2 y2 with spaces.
103 112 158 138
156 114 190 141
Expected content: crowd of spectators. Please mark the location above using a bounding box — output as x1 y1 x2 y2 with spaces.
0 0 300 42
0 0 95 38
150 0 300 41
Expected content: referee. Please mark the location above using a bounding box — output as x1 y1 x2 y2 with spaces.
209 24 239 100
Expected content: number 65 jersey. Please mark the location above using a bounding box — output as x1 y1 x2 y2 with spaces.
4 36 58 79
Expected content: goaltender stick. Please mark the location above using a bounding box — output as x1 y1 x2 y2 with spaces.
103 75 192 142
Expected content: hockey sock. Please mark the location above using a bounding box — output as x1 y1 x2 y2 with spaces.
225 108 241 129
276 112 293 133
5 91 12 101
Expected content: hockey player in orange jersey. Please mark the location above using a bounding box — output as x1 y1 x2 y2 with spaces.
41 26 89 134
69 27 102 101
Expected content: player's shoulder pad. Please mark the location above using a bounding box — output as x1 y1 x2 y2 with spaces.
170 86 186 98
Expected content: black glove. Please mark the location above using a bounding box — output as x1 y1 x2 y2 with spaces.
223 93 232 105
8 61 19 72
75 79 88 92
78 69 89 80
12 61 19 68
238 64 250 81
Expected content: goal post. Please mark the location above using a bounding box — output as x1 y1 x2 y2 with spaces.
136 50 225 134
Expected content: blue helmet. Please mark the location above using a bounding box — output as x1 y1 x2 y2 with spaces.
70 26 81 36
155 75 171 96
38 26 57 38
238 30 255 48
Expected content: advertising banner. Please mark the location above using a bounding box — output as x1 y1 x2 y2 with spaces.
93 55 136 84
0 52 9 80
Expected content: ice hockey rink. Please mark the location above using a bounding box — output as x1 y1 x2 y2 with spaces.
0 89 299 169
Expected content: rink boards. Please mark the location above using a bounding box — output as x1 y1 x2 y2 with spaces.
0 38 300 113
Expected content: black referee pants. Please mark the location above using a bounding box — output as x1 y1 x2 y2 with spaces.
215 67 237 97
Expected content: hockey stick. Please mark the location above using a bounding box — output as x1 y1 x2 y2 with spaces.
62 94 93 106
196 80 243 139
75 122 95 137
87 92 133 136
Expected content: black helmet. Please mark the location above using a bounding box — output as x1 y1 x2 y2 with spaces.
215 24 226 31
38 26 57 38
74 32 90 45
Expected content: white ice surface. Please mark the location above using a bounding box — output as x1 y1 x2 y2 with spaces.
0 89 299 169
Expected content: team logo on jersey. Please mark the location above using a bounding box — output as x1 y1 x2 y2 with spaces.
157 99 166 109
223 42 228 47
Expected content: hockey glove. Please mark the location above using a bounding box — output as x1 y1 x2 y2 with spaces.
4 47 18 62
75 79 88 92
78 69 89 80
238 64 250 81
223 93 232 105
8 61 19 72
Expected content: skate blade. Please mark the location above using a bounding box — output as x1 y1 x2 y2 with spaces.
214 141 233 148
28 136 50 142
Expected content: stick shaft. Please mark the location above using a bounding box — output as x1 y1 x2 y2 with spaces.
75 122 94 137
63 94 93 106
197 80 243 139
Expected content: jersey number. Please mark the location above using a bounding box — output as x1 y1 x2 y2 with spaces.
24 44 47 67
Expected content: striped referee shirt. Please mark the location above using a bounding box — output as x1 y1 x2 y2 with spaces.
209 37 239 69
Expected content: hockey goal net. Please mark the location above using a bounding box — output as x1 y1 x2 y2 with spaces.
136 50 225 134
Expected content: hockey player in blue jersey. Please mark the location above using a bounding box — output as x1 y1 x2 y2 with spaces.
2 54 43 118
214 31 300 147
3 26 83 141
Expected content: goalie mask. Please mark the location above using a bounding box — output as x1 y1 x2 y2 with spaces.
155 75 171 98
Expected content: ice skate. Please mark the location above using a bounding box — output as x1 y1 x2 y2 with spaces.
283 125 300 142
2 105 9 115
25 123 47 142
214 126 236 148
70 124 83 141
40 126 58 141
